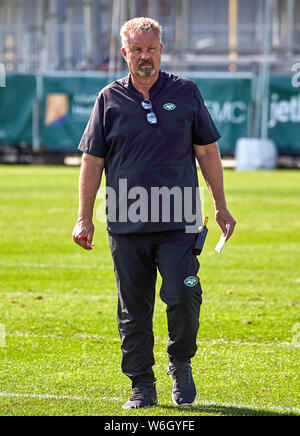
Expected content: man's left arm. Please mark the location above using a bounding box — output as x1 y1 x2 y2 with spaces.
194 142 236 241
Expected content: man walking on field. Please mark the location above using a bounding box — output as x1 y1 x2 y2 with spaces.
73 17 236 409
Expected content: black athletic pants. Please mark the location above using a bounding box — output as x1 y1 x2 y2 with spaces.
108 230 203 388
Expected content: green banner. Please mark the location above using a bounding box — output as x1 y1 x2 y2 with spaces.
192 76 253 154
1 73 299 155
268 75 300 154
40 75 109 150
0 74 36 145
40 74 252 154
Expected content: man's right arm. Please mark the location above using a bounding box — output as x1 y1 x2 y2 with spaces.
72 153 105 250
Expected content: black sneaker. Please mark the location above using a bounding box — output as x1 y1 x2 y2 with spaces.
167 359 197 406
122 383 158 409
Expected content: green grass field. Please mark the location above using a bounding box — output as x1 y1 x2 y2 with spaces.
0 165 299 416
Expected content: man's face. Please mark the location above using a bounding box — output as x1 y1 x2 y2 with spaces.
122 30 163 79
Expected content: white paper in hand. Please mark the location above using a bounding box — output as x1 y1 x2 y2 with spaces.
215 224 230 253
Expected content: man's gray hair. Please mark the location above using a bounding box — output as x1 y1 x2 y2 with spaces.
120 17 162 47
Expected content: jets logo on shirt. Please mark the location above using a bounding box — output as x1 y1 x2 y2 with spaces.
184 276 199 287
163 103 176 111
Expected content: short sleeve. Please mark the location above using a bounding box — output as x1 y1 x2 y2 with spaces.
192 84 221 146
78 93 108 157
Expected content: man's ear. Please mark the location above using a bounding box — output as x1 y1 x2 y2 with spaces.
121 48 127 61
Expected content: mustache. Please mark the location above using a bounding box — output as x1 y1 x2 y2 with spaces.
138 60 154 68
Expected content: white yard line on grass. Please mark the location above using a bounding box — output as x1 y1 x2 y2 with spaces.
5 332 298 348
0 261 112 270
0 291 296 307
0 392 123 402
0 392 298 414
198 339 297 348
0 261 296 277
0 292 116 300
6 332 121 342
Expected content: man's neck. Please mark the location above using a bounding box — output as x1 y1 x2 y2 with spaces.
130 72 160 100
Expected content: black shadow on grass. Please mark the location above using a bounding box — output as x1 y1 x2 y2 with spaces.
158 404 299 416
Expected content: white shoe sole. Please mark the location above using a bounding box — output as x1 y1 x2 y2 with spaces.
171 391 197 406
122 399 158 409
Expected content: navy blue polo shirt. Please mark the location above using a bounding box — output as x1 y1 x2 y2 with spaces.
78 71 221 234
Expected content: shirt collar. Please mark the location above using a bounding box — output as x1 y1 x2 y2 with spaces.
121 70 165 99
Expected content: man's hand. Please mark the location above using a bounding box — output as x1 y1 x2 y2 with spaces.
72 218 95 250
215 207 236 241
193 142 236 242
72 153 104 251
